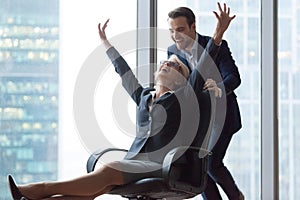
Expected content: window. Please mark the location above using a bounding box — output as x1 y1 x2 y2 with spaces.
0 0 59 198
59 1 137 199
157 1 260 199
278 0 300 199
0 0 136 199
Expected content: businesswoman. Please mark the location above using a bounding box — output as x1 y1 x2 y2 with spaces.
8 4 235 199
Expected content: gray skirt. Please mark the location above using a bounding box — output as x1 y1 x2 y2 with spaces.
117 154 162 184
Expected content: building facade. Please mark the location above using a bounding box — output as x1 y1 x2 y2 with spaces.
0 0 59 198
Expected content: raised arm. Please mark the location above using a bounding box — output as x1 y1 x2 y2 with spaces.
210 3 240 95
189 2 235 94
98 19 143 105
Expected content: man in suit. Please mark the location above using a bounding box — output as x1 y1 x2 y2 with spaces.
167 3 244 200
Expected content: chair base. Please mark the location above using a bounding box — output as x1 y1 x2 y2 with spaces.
109 178 197 200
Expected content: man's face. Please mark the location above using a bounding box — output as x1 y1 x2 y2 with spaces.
168 16 196 50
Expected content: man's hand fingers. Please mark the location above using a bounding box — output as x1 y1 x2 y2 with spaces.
213 11 220 20
223 3 227 12
217 2 222 12
204 79 217 87
207 87 219 97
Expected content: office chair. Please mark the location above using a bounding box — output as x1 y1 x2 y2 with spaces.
86 91 216 200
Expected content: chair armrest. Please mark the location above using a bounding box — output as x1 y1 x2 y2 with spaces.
86 148 128 173
162 146 211 194
162 146 211 178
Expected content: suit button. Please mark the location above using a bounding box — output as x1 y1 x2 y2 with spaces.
147 131 151 135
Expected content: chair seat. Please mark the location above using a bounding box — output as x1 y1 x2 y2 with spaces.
87 147 210 200
109 177 196 200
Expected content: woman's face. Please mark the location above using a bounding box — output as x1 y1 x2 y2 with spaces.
155 59 185 89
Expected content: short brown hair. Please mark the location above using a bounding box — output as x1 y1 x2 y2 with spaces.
168 7 196 27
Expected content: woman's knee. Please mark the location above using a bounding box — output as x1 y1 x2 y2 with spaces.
100 161 125 185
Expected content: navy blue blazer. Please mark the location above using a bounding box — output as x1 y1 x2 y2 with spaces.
168 33 242 135
106 39 220 163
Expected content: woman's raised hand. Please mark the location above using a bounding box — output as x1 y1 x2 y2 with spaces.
98 19 112 49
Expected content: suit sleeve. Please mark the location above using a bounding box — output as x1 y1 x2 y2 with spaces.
216 40 241 95
188 39 220 93
106 47 143 105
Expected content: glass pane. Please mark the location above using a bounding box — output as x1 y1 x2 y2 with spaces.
59 1 137 200
0 0 59 198
1 0 136 199
158 1 260 199
278 1 300 199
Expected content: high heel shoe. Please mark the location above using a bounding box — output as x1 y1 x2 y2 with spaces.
7 174 29 200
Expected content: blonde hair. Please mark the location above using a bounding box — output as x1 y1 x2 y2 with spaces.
168 54 190 79
154 55 190 89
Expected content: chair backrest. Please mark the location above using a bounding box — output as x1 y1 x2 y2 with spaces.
198 90 217 158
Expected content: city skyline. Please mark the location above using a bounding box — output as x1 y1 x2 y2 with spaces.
0 0 59 199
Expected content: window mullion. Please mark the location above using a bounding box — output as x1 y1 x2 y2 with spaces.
261 0 279 199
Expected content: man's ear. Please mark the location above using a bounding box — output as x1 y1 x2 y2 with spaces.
191 22 196 31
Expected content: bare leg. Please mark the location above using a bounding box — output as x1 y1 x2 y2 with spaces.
40 186 115 200
18 162 124 199
41 186 115 200
41 196 94 200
